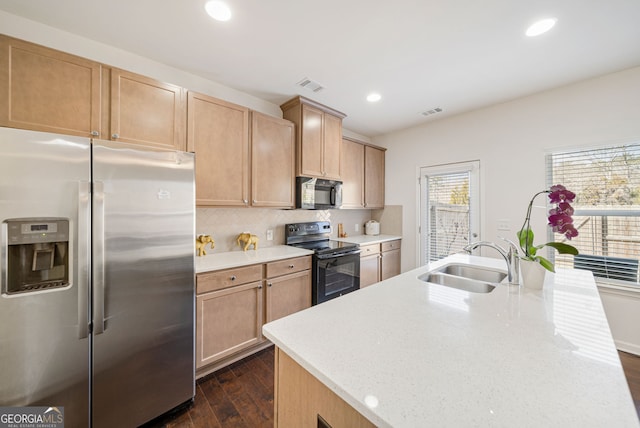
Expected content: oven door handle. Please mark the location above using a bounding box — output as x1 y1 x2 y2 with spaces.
316 250 361 260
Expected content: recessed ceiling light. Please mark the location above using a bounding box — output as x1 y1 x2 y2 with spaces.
526 18 557 37
367 93 382 103
205 0 232 21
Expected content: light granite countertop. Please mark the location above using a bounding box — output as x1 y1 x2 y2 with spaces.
334 234 402 245
195 245 313 273
262 253 639 427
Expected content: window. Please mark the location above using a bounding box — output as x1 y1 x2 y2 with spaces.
547 143 640 287
419 161 479 265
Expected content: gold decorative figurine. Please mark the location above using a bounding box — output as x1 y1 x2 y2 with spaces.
195 234 215 256
236 232 259 251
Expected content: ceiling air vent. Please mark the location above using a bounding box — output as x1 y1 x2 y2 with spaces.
421 107 443 117
297 77 325 93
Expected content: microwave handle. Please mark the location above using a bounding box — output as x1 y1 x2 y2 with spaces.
330 186 336 206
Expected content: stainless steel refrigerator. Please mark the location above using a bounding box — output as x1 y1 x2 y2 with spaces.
0 127 195 427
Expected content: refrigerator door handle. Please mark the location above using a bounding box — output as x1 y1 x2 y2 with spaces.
78 181 91 339
93 181 106 335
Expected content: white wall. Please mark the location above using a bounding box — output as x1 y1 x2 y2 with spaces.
373 66 640 353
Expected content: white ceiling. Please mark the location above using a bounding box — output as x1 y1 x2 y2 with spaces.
2 0 640 137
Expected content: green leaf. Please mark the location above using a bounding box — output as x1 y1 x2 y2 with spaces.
544 242 579 255
536 256 555 272
517 228 536 257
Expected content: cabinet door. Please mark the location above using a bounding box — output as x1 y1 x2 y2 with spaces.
381 249 401 280
0 35 101 137
187 91 250 206
196 281 263 368
109 69 185 150
340 139 365 208
322 113 342 180
364 146 385 208
360 254 381 288
265 270 312 323
300 105 324 177
251 112 295 207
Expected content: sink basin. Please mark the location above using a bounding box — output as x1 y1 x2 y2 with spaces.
436 263 507 283
418 263 507 293
420 272 496 293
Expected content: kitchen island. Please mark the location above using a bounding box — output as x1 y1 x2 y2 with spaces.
262 254 640 427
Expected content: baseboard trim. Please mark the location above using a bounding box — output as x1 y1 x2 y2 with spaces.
616 340 640 357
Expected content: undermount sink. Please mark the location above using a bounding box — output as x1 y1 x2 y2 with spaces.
436 264 507 283
418 263 507 293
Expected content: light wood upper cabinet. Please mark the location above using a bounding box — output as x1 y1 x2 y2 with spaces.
322 113 342 179
364 145 385 208
0 35 101 137
281 96 346 180
187 91 250 207
340 138 365 208
341 138 386 209
251 112 295 208
108 68 186 150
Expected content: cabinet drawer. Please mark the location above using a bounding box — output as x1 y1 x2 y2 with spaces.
382 240 401 252
360 243 380 256
197 264 263 294
266 256 311 278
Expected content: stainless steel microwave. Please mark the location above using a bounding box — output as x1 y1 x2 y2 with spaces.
296 177 343 209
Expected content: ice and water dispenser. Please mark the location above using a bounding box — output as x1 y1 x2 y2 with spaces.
3 218 70 294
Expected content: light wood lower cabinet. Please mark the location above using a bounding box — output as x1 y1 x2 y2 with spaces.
196 256 311 376
275 348 375 428
196 281 263 369
359 244 381 288
266 270 312 323
359 240 401 287
380 240 401 280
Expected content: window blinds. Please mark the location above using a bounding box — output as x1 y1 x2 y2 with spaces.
427 172 472 261
547 143 640 286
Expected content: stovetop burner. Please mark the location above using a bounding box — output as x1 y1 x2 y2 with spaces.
285 221 359 256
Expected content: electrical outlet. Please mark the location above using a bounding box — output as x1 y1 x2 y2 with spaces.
497 219 511 231
266 229 273 241
354 224 359 232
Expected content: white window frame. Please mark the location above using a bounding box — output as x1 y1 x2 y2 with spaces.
418 160 480 266
546 143 640 290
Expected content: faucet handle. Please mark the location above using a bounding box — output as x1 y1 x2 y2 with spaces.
498 236 519 254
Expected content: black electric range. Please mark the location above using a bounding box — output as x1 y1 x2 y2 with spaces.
285 221 361 304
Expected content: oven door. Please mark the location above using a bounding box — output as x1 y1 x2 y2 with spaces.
313 251 360 305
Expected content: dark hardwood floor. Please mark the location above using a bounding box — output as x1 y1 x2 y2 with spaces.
143 346 275 428
619 351 640 417
145 347 640 427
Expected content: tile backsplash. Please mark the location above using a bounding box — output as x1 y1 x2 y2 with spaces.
196 208 383 253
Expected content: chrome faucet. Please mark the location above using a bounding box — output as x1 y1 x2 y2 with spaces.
463 239 520 286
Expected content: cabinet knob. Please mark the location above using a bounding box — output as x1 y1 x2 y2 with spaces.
243 199 248 204
268 282 273 287
230 275 237 281
289 264 295 269
258 284 263 289
90 130 99 137
111 133 119 140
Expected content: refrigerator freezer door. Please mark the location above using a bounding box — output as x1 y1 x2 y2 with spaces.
91 140 195 427
0 128 91 427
